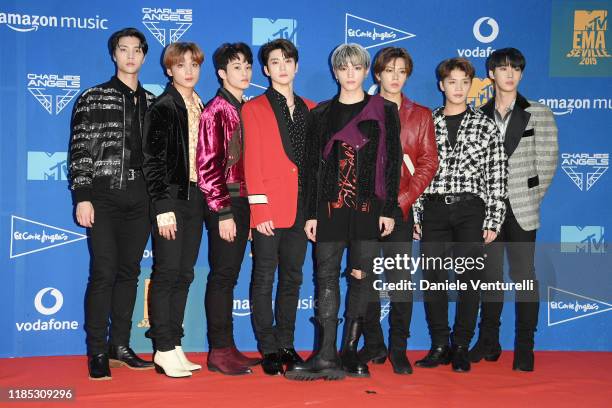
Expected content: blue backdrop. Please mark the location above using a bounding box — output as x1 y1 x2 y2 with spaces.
1 0 611 357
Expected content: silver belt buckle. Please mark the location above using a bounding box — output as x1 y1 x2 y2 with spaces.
444 195 454 205
128 168 136 180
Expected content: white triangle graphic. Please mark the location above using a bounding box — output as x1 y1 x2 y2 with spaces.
547 286 612 327
345 13 416 49
10 215 87 259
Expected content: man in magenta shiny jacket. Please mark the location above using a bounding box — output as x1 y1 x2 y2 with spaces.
196 43 260 375
359 47 439 375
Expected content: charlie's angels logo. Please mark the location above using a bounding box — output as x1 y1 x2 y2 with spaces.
141 8 192 47
566 9 610 66
27 73 80 115
467 78 493 109
561 153 608 191
345 13 415 49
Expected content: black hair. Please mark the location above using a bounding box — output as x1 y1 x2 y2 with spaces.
213 42 253 83
108 27 148 57
259 39 298 67
486 47 526 72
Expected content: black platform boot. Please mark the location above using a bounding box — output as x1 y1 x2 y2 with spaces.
285 318 345 381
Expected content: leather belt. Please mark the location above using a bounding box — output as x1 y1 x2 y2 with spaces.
425 193 478 205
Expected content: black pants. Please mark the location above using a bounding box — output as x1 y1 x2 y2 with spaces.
421 197 485 347
478 200 538 345
147 184 204 352
204 197 250 349
250 203 307 354
85 177 151 355
315 239 379 322
363 207 414 351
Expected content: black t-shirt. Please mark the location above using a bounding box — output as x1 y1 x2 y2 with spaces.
444 110 467 148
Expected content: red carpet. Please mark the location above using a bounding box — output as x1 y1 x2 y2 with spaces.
1 351 610 408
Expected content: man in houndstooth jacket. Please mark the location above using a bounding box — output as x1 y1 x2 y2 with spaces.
413 57 507 374
470 48 558 372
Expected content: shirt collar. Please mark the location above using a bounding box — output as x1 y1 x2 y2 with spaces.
111 75 143 98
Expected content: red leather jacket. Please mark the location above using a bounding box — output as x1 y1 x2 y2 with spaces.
397 95 439 220
196 88 247 218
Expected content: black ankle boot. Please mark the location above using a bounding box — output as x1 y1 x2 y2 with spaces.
451 344 471 373
415 344 451 368
357 344 387 364
88 353 111 380
285 317 345 381
388 348 413 374
340 318 369 377
469 336 502 363
108 345 153 370
513 346 534 371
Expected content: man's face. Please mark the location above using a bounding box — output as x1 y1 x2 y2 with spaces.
335 60 368 93
263 49 297 86
113 36 145 75
440 69 472 106
166 50 201 90
376 57 408 96
219 53 252 92
489 64 522 93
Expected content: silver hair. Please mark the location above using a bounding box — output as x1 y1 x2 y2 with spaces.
331 43 371 71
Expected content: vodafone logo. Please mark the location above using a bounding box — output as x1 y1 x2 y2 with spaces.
473 17 499 43
34 287 63 315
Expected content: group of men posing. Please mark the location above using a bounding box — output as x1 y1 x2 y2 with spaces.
69 27 558 381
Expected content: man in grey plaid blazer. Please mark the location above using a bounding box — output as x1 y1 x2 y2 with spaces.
471 48 558 372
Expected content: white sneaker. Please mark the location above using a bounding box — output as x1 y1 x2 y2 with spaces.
154 350 192 378
175 346 202 371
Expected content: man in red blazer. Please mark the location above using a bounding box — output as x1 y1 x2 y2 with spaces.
242 39 316 376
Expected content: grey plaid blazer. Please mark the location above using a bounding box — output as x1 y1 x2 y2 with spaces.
481 93 558 231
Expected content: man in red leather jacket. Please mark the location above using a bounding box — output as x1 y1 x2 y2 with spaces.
359 47 438 375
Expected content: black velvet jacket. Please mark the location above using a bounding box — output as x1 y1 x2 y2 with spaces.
305 95 401 219
143 84 197 215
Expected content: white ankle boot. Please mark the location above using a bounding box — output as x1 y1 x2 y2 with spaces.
154 350 192 378
175 346 202 371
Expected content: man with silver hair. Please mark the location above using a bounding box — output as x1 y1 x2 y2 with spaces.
285 43 401 381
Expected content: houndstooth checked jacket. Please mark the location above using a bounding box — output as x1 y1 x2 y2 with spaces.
481 94 558 231
413 105 508 232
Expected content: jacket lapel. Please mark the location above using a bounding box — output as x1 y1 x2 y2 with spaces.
265 89 296 165
504 94 531 157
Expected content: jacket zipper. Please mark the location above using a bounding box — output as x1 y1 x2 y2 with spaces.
120 94 126 189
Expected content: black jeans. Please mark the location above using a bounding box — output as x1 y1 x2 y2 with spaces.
421 197 485 347
85 176 151 355
315 239 379 322
250 203 307 355
204 197 250 349
363 207 414 351
147 184 204 352
478 200 538 344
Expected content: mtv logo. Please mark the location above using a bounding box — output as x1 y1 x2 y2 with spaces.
548 286 612 326
27 151 68 181
467 78 494 108
561 226 605 253
573 10 607 31
10 215 86 259
345 14 415 50
143 83 165 97
252 18 297 46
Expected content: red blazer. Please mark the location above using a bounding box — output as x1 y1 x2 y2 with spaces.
398 95 439 220
243 92 316 228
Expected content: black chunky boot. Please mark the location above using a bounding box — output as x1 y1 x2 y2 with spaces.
340 318 369 377
285 318 345 381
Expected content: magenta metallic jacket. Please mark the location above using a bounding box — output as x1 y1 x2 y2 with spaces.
196 88 247 219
